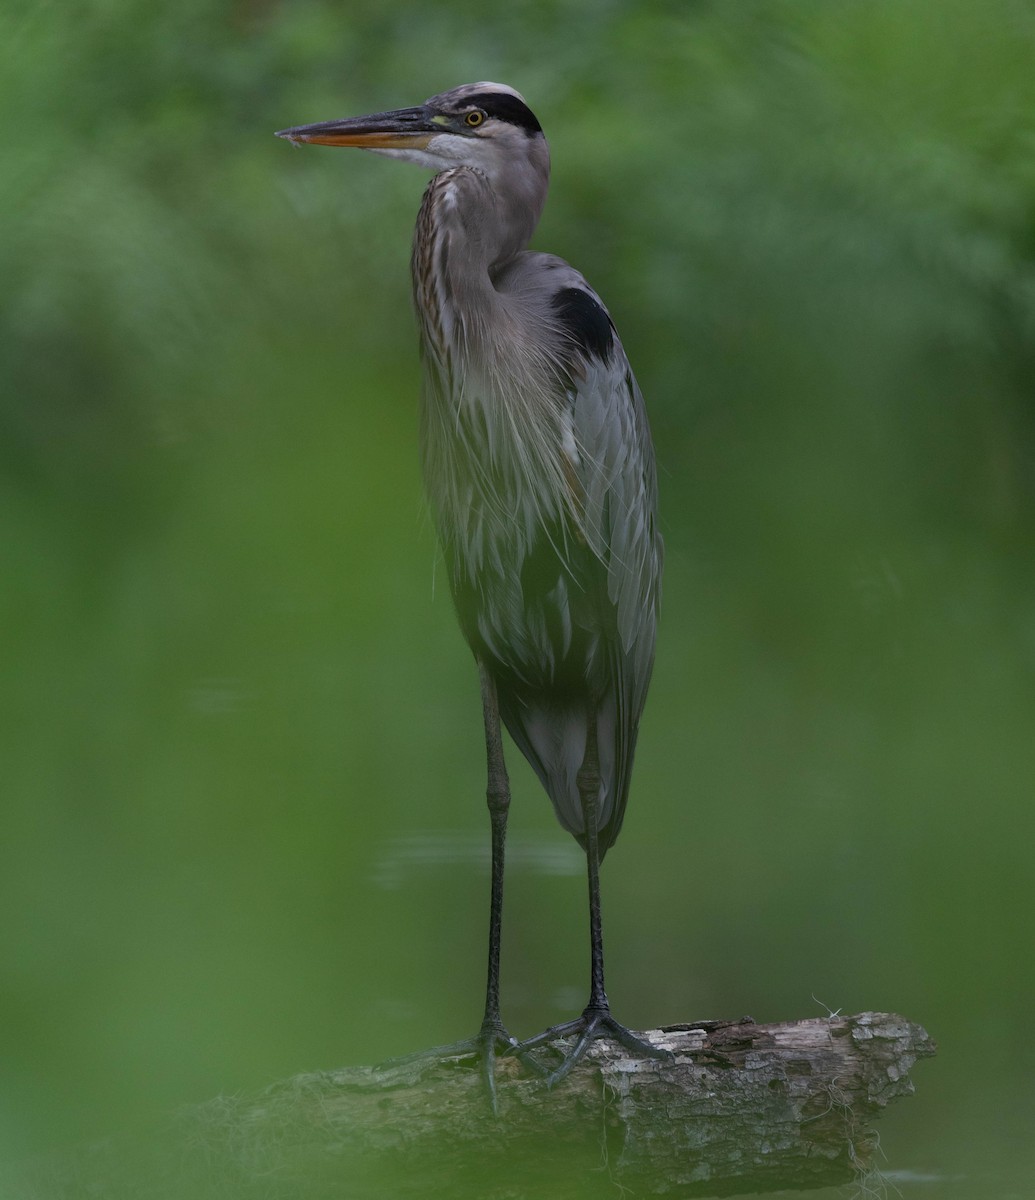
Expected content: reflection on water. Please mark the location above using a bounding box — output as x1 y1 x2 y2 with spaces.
884 1171 959 1184
881 1170 1031 1200
186 677 248 715
372 831 583 889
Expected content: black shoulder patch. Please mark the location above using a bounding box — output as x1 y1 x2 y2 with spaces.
552 287 615 364
464 92 542 136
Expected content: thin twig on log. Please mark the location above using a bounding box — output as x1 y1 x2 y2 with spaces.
8 1011 934 1200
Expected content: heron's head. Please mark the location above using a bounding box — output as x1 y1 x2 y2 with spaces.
276 82 549 196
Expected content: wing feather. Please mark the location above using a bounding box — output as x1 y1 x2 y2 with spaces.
430 260 661 856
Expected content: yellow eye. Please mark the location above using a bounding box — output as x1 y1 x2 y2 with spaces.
465 110 485 127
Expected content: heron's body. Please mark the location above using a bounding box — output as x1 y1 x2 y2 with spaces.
277 83 664 1103
414 167 660 853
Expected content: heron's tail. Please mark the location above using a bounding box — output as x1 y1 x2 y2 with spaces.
497 694 634 858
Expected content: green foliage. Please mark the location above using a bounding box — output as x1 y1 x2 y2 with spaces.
3 0 1034 1192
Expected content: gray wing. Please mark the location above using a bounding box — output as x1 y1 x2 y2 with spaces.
489 270 662 855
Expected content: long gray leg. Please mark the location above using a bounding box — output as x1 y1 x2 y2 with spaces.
514 714 670 1084
382 662 517 1113
478 663 515 1058
579 720 609 1014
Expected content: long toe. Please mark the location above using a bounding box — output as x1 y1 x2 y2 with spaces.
383 1023 519 1115
515 1010 673 1087
476 1021 519 1115
603 1015 673 1061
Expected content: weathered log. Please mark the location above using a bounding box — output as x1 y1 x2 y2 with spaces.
8 1011 933 1200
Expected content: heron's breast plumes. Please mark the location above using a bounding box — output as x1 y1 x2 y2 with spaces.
412 172 580 573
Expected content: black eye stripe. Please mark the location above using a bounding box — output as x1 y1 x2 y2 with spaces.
459 92 542 135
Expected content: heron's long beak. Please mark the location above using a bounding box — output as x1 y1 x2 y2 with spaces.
275 105 436 149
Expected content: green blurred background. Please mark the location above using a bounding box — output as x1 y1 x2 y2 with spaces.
3 0 1034 1194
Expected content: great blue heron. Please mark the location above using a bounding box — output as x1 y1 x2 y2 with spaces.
276 83 664 1105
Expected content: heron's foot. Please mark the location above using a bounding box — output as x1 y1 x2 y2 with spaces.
513 1005 673 1087
473 1018 520 1114
387 1019 518 1114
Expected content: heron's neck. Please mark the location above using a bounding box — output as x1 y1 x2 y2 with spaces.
411 167 543 372
412 163 571 551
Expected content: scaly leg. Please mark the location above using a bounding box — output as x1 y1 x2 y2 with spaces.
514 718 670 1084
395 664 516 1110
473 662 518 1105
